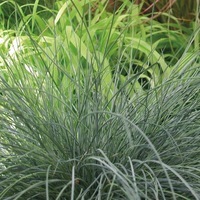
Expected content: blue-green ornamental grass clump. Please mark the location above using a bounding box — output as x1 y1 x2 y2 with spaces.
0 0 200 199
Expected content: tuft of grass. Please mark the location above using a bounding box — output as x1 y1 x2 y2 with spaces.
0 0 200 199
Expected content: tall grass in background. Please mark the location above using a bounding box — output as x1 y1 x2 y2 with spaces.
0 0 200 199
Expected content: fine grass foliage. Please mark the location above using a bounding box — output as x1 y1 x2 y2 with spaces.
0 0 200 199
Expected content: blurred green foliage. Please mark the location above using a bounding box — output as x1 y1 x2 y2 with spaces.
0 0 55 27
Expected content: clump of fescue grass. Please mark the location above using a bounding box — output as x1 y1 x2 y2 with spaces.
0 0 200 199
